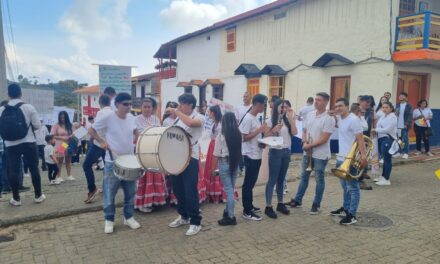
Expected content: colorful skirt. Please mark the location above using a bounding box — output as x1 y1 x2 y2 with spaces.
135 171 167 210
198 158 207 203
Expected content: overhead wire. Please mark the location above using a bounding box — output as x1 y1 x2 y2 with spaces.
5 0 18 77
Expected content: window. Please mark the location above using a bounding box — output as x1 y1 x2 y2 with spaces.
330 76 351 109
399 0 416 16
269 76 285 98
184 86 193 94
226 28 236 52
213 85 224 101
247 78 260 97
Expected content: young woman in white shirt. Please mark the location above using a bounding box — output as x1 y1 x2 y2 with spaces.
413 99 433 156
372 102 397 186
264 100 298 219
162 101 178 127
211 112 242 225
134 98 167 213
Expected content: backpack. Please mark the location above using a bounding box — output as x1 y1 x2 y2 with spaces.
0 102 31 141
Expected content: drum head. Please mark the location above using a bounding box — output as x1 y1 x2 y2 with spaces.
115 155 141 169
158 126 191 175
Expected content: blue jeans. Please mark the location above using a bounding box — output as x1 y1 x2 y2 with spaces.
266 148 291 205
82 144 105 193
242 156 262 214
400 128 409 154
103 162 136 221
379 137 393 180
219 158 238 218
171 158 201 225
293 156 328 207
335 160 360 217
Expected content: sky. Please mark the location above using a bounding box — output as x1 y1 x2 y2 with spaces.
3 0 275 85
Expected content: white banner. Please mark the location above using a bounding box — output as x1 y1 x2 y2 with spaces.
99 65 132 94
45 106 75 126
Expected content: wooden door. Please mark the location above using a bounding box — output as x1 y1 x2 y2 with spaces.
247 78 260 97
397 73 428 141
330 76 350 109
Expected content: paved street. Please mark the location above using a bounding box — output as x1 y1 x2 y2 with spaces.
1 158 440 264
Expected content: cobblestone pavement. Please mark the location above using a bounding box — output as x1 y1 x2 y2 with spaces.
1 160 440 264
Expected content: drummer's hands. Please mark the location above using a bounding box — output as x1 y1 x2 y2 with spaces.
165 107 175 115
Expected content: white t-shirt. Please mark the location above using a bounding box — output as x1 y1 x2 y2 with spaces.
235 105 251 122
162 117 176 127
92 112 136 162
336 114 363 162
376 113 398 139
92 107 114 148
299 104 314 122
266 119 291 149
44 144 56 164
213 134 229 158
239 113 262 160
398 103 406 129
175 111 205 160
304 111 336 160
376 109 385 120
413 108 433 127
35 125 49 146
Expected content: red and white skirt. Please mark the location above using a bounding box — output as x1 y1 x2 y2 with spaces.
135 171 167 209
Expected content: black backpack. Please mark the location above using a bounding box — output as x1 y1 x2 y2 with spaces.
0 102 31 141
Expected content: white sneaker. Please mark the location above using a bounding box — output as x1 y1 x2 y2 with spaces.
427 152 434 157
50 180 60 185
374 176 385 182
415 151 422 155
124 217 141 229
185 225 201 236
283 188 289 195
9 198 21 206
66 176 76 181
57 177 65 183
34 194 46 203
104 221 114 234
376 179 391 186
402 154 408 159
138 207 153 213
379 159 384 164
393 153 401 158
168 216 190 228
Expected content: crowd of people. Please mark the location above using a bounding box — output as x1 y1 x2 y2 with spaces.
0 83 435 236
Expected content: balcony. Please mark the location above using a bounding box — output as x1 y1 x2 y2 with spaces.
393 11 440 65
159 68 176 79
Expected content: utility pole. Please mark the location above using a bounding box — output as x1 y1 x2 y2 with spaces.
0 0 7 100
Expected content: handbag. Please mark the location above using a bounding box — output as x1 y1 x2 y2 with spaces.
418 109 434 137
388 134 404 155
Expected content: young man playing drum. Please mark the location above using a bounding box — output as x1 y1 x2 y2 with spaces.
166 93 205 236
89 93 141 234
330 98 367 225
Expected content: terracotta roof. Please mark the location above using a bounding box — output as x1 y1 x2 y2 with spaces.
74 85 99 94
176 81 191 87
132 72 158 82
204 79 224 86
154 0 297 59
190 80 204 86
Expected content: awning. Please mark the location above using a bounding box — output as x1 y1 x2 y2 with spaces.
204 79 224 86
190 80 205 86
312 53 354 67
234 63 261 78
176 81 191 87
260 65 287 76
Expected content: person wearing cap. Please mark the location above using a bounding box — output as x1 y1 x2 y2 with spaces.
35 119 49 171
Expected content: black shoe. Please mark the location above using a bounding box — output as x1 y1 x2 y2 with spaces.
340 213 357 225
19 186 31 193
310 204 320 215
251 206 261 213
242 211 262 221
330 207 346 217
223 210 228 218
359 181 373 190
276 203 290 215
265 206 278 219
218 216 237 226
285 200 302 208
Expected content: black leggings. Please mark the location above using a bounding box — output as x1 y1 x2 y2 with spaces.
414 125 430 152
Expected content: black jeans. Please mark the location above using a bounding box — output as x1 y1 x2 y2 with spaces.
82 144 105 193
80 140 88 155
414 125 430 152
47 163 59 181
242 156 262 214
38 144 47 170
6 143 42 200
171 158 201 225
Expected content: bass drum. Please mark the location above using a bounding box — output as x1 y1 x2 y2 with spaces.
136 126 191 175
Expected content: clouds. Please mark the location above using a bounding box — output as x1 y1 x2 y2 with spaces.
160 0 276 33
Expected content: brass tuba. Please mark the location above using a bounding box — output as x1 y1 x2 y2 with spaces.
305 132 313 172
331 136 374 180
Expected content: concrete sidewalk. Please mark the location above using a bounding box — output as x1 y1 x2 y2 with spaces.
1 147 439 228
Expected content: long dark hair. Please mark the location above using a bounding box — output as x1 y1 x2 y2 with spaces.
221 112 242 173
209 105 222 134
270 100 292 136
376 96 388 112
58 111 72 134
162 101 178 122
